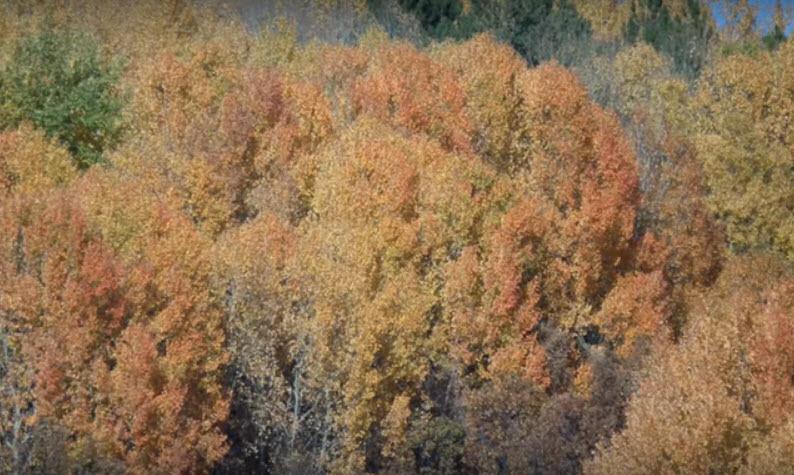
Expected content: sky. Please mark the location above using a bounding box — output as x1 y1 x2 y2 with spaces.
712 0 794 35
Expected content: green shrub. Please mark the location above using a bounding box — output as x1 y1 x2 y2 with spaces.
624 0 715 79
378 0 593 67
0 28 124 168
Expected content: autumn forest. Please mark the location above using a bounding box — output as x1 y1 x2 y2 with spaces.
1 0 793 473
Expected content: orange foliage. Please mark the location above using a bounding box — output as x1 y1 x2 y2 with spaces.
351 43 473 154
594 270 670 357
518 64 640 311
0 189 228 473
432 34 528 168
0 8 773 473
749 281 794 424
588 254 794 473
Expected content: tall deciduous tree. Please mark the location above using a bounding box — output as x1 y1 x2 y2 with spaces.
0 185 229 473
695 41 794 259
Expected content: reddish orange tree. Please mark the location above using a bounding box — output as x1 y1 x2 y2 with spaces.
437 59 674 472
0 186 228 473
588 254 794 474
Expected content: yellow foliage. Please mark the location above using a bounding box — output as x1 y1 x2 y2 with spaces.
574 0 631 40
300 119 475 470
0 126 77 197
432 34 529 170
0 5 764 472
588 254 794 474
694 42 794 258
575 0 713 40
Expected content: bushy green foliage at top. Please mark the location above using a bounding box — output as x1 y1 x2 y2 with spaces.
624 0 714 78
0 28 124 169
374 0 593 67
379 0 715 79
452 0 593 67
763 24 787 51
394 0 462 33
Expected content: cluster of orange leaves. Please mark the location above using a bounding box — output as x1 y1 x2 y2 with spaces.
3 5 786 472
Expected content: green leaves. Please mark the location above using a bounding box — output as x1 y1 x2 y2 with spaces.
624 0 715 78
0 28 125 168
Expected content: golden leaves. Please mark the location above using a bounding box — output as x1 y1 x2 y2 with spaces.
0 125 77 198
1 7 771 473
694 44 794 258
432 34 528 169
588 253 794 474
